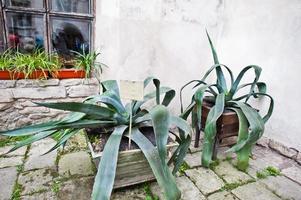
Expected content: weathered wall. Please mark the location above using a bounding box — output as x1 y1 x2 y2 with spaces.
95 0 301 151
0 79 100 131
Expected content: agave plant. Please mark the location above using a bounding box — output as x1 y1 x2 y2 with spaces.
180 32 274 171
0 77 191 200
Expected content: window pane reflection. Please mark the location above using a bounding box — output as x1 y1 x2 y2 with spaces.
0 20 5 52
51 0 91 14
51 17 90 59
5 0 44 9
6 12 44 52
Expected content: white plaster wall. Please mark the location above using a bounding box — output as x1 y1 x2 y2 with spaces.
95 0 301 151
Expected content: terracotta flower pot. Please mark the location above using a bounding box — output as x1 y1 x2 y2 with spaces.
51 69 86 79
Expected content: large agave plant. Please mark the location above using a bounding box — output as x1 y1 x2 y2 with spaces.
180 32 274 171
0 77 191 200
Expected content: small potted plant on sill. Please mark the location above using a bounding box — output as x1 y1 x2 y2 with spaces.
13 49 58 79
51 50 104 79
180 32 274 171
0 49 58 80
0 77 191 200
0 49 27 80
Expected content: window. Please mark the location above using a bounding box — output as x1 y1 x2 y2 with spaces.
0 0 94 57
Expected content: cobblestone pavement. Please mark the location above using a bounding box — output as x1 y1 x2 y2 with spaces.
0 135 301 200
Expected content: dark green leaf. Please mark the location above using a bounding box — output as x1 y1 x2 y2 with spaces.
92 125 127 200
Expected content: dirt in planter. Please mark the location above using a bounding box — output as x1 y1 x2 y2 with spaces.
86 127 174 153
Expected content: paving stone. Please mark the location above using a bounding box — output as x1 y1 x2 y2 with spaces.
189 143 203 153
111 186 146 200
185 168 224 195
207 191 239 200
216 146 236 161
150 176 206 200
24 138 57 171
214 161 253 184
232 182 281 200
0 156 23 168
281 166 301 185
184 153 202 168
0 145 27 156
260 175 301 200
251 145 295 170
58 151 93 176
64 133 88 152
0 167 18 200
18 168 54 195
20 191 57 200
256 137 270 148
57 177 94 200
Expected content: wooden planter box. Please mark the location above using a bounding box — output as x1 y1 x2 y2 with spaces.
194 100 239 157
51 69 86 79
85 129 177 189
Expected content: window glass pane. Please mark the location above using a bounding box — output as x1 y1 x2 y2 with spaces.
5 0 44 9
0 13 5 52
51 0 91 14
51 17 90 59
6 12 44 52
0 26 5 52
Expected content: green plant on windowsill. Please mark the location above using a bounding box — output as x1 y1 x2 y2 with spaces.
13 49 59 79
73 50 107 79
180 32 274 171
0 49 14 71
0 77 192 200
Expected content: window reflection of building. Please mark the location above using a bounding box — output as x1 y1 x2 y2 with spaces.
0 0 92 54
7 13 43 52
54 0 88 14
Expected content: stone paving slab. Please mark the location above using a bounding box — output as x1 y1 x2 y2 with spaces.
58 151 94 177
18 168 54 195
184 152 202 168
0 156 23 168
24 138 57 171
185 168 224 195
111 186 147 200
214 161 254 184
260 175 301 200
232 182 281 200
20 191 57 200
0 167 18 200
57 177 94 200
281 165 301 185
150 176 206 200
0 145 27 157
207 191 239 200
252 146 295 170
